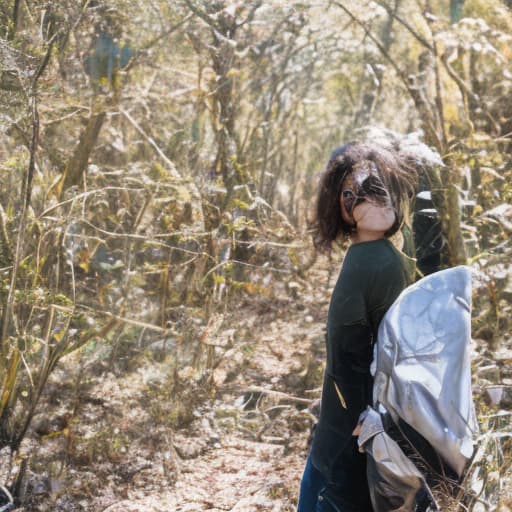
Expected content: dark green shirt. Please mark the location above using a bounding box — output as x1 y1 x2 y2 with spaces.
310 238 413 482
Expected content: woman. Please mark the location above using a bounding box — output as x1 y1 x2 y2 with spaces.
298 142 416 512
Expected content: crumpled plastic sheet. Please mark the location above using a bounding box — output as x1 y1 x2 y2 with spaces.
359 266 478 512
358 408 437 512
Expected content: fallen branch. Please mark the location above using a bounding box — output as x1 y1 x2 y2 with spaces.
49 303 169 334
238 385 312 406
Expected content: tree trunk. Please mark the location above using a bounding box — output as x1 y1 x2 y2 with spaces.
353 0 401 128
8 0 21 40
56 110 106 198
441 160 467 265
450 0 465 23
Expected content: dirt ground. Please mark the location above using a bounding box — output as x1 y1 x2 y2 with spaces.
2 257 511 511
2 261 334 512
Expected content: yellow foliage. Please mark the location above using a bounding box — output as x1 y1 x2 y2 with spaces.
242 281 272 297
41 427 70 440
212 274 225 285
77 247 90 273
443 101 461 125
52 323 69 343
226 68 241 78
462 0 512 32
0 348 20 419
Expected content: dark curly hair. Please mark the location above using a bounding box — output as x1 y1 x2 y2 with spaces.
310 141 417 252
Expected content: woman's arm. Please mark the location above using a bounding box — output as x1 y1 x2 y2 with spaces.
326 263 374 427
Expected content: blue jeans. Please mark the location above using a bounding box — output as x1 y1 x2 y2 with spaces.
297 455 373 512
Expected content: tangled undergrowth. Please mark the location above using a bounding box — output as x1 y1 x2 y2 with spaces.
0 248 509 511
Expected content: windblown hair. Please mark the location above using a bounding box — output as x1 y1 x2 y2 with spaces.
311 141 417 252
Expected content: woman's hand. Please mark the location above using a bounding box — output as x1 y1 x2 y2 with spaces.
352 423 362 436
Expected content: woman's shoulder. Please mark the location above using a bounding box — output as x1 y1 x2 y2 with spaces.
345 238 413 282
346 238 397 267
335 239 391 290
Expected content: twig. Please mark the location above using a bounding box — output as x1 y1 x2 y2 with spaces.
43 107 90 126
202 257 292 282
332 1 442 149
101 501 132 512
39 186 146 218
236 239 305 249
120 107 182 180
442 55 501 134
1 88 39 355
75 219 210 258
379 0 500 136
229 484 266 511
141 14 194 51
429 31 447 149
237 385 312 405
49 303 169 334
376 1 433 51
183 0 221 31
32 34 57 84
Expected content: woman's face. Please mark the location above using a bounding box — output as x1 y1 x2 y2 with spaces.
339 162 396 232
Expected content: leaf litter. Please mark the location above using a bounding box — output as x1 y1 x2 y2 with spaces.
2 255 511 511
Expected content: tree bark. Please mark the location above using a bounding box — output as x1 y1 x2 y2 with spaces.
8 0 21 40
353 0 401 127
450 0 465 23
56 110 106 198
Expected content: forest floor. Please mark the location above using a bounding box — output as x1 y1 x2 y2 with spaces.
8 259 334 512
4 255 512 511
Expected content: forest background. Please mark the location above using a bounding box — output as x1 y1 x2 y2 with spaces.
0 0 511 510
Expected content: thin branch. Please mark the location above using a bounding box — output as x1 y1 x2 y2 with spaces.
333 2 407 82
43 107 90 126
376 1 434 51
232 385 312 406
441 54 501 135
333 0 443 150
202 257 292 282
50 303 168 334
183 0 220 31
379 0 500 137
235 1 263 29
120 107 181 181
76 219 210 258
1 92 39 355
432 40 448 149
39 186 145 218
141 14 194 51
31 35 58 85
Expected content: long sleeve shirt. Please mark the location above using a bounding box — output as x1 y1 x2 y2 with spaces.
310 238 414 482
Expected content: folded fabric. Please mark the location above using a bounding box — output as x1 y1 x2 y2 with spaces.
359 266 478 511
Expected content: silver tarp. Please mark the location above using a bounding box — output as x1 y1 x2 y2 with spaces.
358 408 437 512
359 266 478 512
